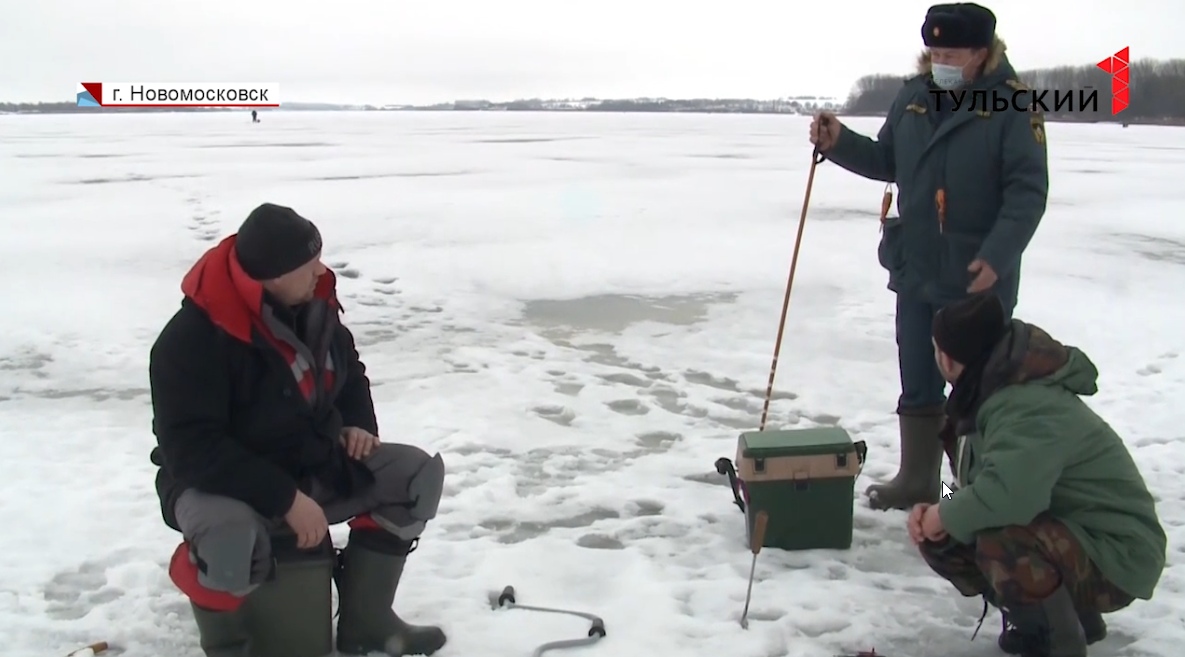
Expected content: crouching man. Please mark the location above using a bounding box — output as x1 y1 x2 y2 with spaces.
907 292 1166 657
148 203 447 656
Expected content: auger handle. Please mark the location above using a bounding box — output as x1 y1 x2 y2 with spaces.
65 643 108 657
750 511 769 554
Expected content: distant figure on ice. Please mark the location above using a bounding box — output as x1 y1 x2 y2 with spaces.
808 3 1050 513
909 292 1165 657
148 203 447 656
251 109 260 123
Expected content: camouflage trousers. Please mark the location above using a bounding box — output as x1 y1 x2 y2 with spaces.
919 513 1135 612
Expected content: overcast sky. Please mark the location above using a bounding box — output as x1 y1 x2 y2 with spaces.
2 0 1180 105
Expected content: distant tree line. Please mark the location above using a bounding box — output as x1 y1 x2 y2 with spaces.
0 98 838 116
0 102 229 114
844 57 1185 124
439 98 836 113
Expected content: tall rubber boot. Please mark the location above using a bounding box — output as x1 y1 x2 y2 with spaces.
1001 585 1088 657
170 542 252 657
191 604 253 657
998 609 1105 655
866 411 944 511
335 528 447 656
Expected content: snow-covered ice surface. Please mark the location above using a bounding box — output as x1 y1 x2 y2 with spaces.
0 111 1182 657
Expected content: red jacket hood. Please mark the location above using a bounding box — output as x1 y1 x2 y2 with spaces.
180 234 338 344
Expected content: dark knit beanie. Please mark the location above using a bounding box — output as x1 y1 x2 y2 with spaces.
234 203 323 280
932 292 1008 366
922 3 996 49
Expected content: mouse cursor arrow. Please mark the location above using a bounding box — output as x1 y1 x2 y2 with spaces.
941 483 954 500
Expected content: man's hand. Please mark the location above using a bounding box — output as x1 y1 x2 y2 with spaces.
284 490 329 549
810 111 842 152
340 426 381 461
907 503 929 545
921 504 949 542
967 259 998 293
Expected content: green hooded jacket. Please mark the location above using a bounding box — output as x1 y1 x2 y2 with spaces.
825 41 1049 307
938 321 1167 601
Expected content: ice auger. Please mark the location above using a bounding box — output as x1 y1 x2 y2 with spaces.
490 585 607 656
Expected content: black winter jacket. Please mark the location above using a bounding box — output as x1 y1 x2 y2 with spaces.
149 235 378 531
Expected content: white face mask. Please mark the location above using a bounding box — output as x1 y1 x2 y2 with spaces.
931 63 966 90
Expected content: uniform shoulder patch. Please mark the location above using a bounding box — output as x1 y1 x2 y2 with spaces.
1030 113 1046 145
1004 78 1044 116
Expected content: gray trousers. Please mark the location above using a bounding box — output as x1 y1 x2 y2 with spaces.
174 443 444 595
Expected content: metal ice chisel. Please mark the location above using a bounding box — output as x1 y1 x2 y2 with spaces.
739 510 769 629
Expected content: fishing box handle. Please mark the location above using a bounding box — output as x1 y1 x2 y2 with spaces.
854 440 868 478
714 458 746 514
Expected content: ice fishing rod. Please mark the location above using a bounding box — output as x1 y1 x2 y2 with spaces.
757 143 827 431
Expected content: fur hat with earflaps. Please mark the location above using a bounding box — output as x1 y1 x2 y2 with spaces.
922 3 996 49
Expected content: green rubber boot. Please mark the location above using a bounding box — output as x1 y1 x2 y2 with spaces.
999 585 1088 657
866 411 945 511
999 608 1105 654
190 604 252 657
335 530 447 656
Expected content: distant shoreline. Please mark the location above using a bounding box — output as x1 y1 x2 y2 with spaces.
0 103 1179 127
0 97 840 117
840 112 1185 127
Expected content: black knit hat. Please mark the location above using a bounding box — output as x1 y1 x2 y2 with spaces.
922 3 996 49
932 292 1008 366
234 203 323 280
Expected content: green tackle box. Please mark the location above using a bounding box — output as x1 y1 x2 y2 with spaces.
239 533 336 657
716 427 866 551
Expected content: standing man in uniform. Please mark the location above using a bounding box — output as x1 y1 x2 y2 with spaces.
808 2 1049 511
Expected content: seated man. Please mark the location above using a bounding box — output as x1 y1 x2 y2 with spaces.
907 292 1166 657
148 203 448 657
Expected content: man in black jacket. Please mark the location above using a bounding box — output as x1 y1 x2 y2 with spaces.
149 203 447 656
